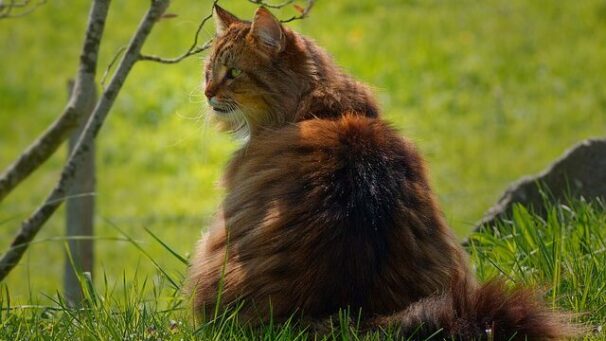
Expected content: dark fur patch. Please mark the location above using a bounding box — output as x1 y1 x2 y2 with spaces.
370 277 578 340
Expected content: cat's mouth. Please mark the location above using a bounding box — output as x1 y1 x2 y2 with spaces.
212 106 236 114
208 97 237 115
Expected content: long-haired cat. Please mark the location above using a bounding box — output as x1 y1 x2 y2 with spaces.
186 5 575 339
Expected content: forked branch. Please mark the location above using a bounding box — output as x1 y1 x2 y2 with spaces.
0 0 315 281
0 0 170 282
0 0 108 203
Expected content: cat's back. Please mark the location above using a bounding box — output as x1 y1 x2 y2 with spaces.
224 114 426 238
203 114 467 319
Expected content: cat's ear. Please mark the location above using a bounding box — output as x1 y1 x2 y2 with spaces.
249 7 285 53
214 5 240 36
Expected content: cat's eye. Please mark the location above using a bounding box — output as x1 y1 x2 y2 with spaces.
226 68 242 79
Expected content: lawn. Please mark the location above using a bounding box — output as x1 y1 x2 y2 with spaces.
1 200 605 339
0 0 605 338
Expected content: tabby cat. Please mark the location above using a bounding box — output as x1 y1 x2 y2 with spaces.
186 5 575 340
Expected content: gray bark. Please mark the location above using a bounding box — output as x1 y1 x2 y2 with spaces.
0 0 106 203
64 80 97 306
0 0 170 282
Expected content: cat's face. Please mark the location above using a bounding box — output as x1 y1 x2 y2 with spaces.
205 6 295 139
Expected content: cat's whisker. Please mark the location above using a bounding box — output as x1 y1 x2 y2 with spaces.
175 108 206 121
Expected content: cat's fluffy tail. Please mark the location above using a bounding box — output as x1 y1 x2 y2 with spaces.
368 278 578 340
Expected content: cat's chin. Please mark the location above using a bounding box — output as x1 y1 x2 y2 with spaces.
210 108 250 141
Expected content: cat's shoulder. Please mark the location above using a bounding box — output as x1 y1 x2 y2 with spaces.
225 114 426 190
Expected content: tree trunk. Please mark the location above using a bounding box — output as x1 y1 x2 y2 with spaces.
64 80 96 306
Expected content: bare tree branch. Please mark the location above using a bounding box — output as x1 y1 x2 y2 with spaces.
0 0 108 203
0 0 46 19
0 0 170 282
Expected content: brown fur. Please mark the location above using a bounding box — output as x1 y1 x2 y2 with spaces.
186 5 576 339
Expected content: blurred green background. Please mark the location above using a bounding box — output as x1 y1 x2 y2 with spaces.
1 0 605 302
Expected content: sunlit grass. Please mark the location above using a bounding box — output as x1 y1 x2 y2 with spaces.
1 200 605 339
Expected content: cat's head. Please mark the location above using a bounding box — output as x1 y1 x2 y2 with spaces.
205 5 310 139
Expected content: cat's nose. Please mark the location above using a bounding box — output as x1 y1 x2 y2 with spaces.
204 85 217 99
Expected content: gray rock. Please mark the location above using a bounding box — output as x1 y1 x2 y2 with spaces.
472 138 606 234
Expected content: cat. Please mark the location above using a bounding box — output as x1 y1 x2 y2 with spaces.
186 5 575 340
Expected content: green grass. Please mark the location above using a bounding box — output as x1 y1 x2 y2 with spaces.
1 200 605 340
469 200 606 337
1 0 606 337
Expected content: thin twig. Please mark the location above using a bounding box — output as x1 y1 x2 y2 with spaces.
101 45 127 89
0 0 46 19
139 0 218 64
0 0 170 282
249 0 313 22
139 39 213 64
280 0 314 23
0 0 35 7
247 0 296 10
